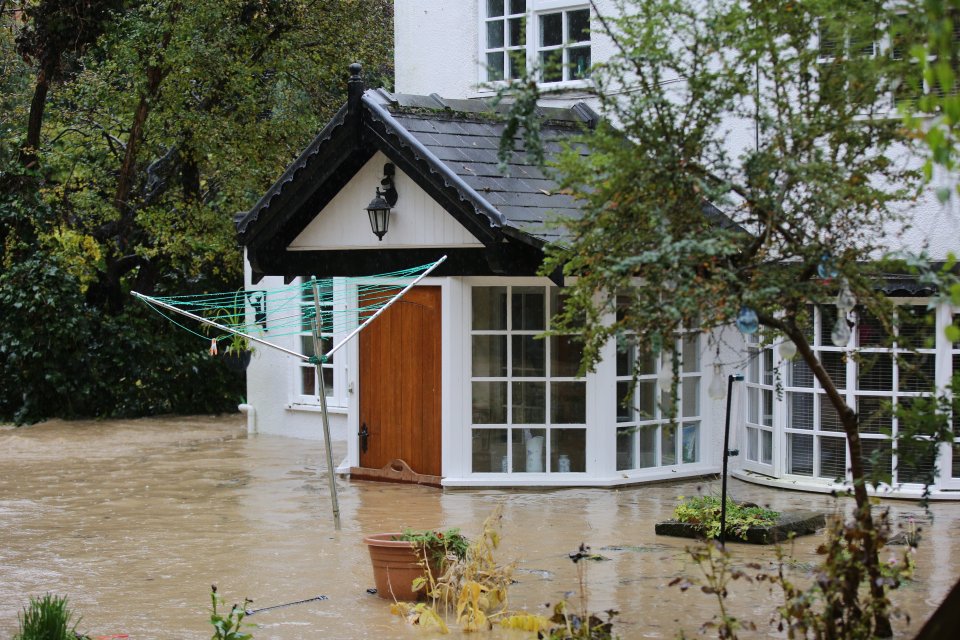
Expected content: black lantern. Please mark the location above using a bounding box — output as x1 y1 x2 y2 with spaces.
365 163 398 241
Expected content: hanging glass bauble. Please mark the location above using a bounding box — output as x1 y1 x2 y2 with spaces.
817 254 839 280
735 306 759 334
708 363 726 400
778 338 797 360
831 317 851 346
836 279 856 313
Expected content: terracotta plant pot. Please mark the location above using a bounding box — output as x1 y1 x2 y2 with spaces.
363 533 438 601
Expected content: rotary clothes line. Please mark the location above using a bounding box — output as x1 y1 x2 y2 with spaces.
132 255 448 530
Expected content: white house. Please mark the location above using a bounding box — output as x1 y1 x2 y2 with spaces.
237 0 960 497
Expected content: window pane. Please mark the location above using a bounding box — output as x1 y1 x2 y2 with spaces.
540 12 562 46
322 366 333 391
616 339 635 377
787 433 813 475
513 335 545 376
820 351 846 388
857 395 890 434
898 352 935 392
540 50 563 82
513 429 546 472
789 358 814 387
820 396 844 432
301 335 315 358
748 350 759 383
661 424 677 465
761 429 773 464
512 381 545 423
747 387 759 423
509 50 526 78
746 426 758 461
301 366 315 396
682 422 699 463
857 309 889 347
637 381 656 419
472 429 508 472
858 353 892 390
616 380 634 422
512 287 545 330
819 436 847 480
509 0 526 14
569 45 591 79
487 20 505 48
473 287 507 329
861 438 892 484
897 437 938 484
762 389 774 426
473 381 507 423
787 391 814 429
487 52 505 80
551 429 585 472
472 335 507 377
682 378 699 417
508 16 525 46
487 0 504 18
568 9 590 42
551 381 585 423
898 306 935 348
762 349 774 385
616 427 635 470
551 335 582 377
638 425 657 467
681 334 700 372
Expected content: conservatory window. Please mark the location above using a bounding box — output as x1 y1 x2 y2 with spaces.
615 296 702 471
773 304 941 484
482 1 591 84
470 285 586 473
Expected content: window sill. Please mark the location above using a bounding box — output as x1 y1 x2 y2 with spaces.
474 78 594 94
286 402 348 415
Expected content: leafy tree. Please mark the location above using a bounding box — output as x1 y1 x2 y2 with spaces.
501 0 950 635
0 0 394 422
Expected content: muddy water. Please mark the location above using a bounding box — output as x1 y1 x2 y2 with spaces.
1 415 958 639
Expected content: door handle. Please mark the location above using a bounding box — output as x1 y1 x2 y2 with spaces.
359 423 369 453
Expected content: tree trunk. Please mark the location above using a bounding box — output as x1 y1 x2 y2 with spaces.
782 321 893 638
19 67 49 167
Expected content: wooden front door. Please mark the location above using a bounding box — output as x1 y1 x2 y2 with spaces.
358 286 441 477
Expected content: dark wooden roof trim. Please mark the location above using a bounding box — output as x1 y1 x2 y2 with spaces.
237 103 352 239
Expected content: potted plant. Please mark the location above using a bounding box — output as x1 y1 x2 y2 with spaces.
219 333 253 372
363 528 468 601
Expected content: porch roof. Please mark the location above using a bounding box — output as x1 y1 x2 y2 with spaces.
235 67 597 283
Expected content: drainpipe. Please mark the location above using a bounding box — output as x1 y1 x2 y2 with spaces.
238 403 256 435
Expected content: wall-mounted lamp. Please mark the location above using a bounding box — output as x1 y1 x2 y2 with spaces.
365 163 398 241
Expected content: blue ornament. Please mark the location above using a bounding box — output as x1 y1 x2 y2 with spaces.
817 254 839 280
735 306 759 334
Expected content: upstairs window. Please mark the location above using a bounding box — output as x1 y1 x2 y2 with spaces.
482 1 591 85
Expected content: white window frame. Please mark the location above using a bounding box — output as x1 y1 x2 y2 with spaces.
753 300 956 492
468 283 588 474
479 0 593 88
614 305 703 473
290 277 348 410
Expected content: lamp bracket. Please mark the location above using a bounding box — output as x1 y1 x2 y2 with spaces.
381 163 398 206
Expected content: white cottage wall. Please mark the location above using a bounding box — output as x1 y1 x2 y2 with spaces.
242 255 350 443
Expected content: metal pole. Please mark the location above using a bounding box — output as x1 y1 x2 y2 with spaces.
719 373 744 546
311 278 341 531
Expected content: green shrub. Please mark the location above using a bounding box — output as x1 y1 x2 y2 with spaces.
14 594 81 640
673 496 779 540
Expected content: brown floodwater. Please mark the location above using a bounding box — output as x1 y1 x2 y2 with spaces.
1 415 958 639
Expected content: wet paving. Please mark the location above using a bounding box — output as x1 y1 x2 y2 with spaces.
1 415 958 639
